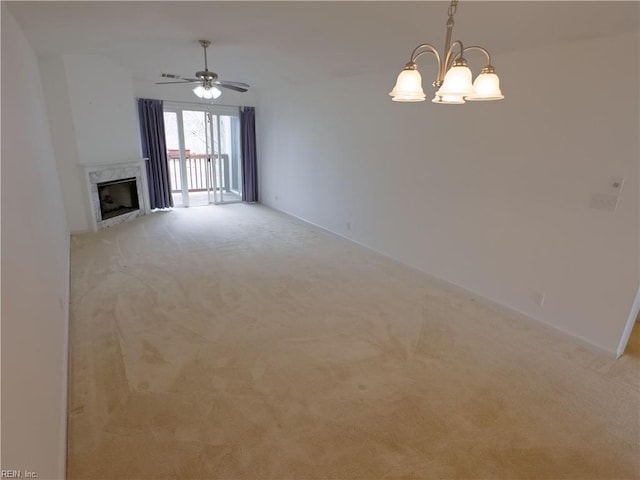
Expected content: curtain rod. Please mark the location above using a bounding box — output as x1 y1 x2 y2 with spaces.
135 98 254 110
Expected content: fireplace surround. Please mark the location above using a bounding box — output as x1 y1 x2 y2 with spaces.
82 159 150 231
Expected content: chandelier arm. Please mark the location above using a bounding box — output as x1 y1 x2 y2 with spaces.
409 44 443 87
462 45 492 66
410 43 441 65
443 40 465 74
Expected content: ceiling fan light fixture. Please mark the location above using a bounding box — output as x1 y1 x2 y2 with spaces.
192 84 222 100
193 85 206 98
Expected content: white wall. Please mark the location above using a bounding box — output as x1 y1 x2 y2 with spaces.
40 54 141 233
258 32 639 355
64 55 141 166
39 56 86 232
1 6 70 478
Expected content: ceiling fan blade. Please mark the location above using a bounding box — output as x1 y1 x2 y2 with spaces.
217 81 250 88
155 80 199 85
160 73 182 79
215 82 249 93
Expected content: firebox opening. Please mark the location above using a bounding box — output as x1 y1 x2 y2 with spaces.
97 177 140 221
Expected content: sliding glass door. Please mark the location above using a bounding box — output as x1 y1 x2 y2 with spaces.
163 104 242 207
212 113 242 203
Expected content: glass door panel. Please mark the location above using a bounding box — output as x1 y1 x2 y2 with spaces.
214 114 242 203
181 110 214 207
163 105 242 207
229 115 243 202
163 111 185 207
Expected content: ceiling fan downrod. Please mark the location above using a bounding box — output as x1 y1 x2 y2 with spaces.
199 39 211 71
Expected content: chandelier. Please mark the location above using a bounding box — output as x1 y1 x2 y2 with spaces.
389 0 503 104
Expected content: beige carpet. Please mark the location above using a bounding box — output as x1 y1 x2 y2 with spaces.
67 204 639 479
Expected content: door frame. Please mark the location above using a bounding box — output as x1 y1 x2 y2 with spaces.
164 101 243 206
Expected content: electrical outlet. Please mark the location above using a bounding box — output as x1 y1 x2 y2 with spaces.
589 192 618 212
534 291 545 307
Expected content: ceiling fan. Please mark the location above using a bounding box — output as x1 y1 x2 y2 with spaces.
156 40 249 99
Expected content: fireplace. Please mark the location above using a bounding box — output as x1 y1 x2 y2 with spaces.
83 159 150 231
97 177 140 220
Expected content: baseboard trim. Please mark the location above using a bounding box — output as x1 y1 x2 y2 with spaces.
264 203 619 358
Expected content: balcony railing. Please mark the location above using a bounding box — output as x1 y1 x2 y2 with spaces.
167 153 230 192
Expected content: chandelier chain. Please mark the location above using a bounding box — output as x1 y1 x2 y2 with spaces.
447 0 458 18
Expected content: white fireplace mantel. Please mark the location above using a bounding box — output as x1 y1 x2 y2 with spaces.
80 158 151 232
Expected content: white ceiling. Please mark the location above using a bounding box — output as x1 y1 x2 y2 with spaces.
7 1 639 90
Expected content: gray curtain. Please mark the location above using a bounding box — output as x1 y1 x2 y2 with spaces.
138 98 173 209
240 106 258 203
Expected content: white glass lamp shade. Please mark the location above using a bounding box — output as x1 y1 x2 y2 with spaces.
389 68 426 102
193 85 206 98
193 85 222 100
466 72 504 101
431 93 465 104
437 65 474 98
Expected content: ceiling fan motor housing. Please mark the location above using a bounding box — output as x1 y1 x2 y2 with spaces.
196 70 218 81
